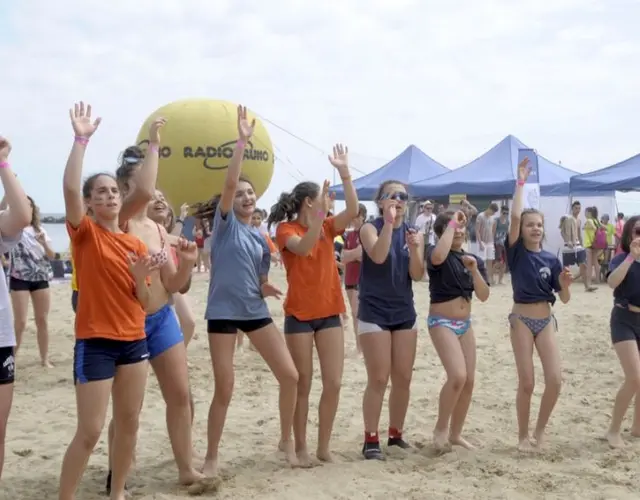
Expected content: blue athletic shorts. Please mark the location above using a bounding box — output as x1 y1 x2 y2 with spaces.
73 338 149 385
145 303 184 360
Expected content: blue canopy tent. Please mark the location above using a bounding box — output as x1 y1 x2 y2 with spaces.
570 153 640 192
410 135 578 198
330 144 449 200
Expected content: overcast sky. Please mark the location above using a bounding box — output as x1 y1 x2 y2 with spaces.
0 0 639 213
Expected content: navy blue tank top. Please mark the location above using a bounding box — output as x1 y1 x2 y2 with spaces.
358 218 416 325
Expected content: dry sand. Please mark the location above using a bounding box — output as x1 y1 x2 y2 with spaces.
4 269 640 500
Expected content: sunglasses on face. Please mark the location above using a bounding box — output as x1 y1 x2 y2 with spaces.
382 192 409 202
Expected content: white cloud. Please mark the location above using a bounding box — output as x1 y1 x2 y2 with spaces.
0 0 638 212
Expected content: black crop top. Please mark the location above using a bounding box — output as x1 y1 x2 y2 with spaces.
608 253 640 308
426 245 488 304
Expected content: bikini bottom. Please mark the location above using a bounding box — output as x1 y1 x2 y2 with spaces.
427 316 471 336
509 313 557 337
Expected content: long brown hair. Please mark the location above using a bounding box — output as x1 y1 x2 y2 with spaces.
27 196 41 231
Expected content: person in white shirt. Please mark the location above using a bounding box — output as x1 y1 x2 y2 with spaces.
415 200 437 245
0 137 33 480
475 203 499 285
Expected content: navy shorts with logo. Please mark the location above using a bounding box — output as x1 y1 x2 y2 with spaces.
0 346 15 385
73 338 149 385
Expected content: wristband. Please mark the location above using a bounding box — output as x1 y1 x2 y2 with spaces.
517 180 525 186
74 136 89 146
625 254 634 264
236 140 247 149
148 143 159 154
340 175 352 181
316 210 325 219
385 217 395 225
0 161 8 169
448 219 458 229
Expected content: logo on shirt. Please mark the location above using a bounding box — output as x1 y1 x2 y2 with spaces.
539 266 551 280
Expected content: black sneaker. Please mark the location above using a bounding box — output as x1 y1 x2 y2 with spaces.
387 437 411 449
362 441 385 460
105 470 128 496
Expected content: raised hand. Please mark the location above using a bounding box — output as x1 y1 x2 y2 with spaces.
517 157 531 182
149 117 167 144
0 137 11 161
237 105 256 141
406 228 423 249
452 210 467 228
559 266 573 289
630 238 640 260
261 281 283 299
328 143 349 175
69 102 102 138
176 237 198 263
382 197 397 222
461 255 478 271
179 203 189 220
35 232 46 245
128 253 159 280
313 180 331 217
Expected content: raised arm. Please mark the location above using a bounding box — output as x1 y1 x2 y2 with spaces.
64 102 102 227
0 139 31 237
359 199 397 264
120 117 166 223
219 105 254 215
281 181 330 257
328 144 359 231
430 211 466 266
508 157 530 246
171 203 189 237
407 229 425 281
608 244 640 289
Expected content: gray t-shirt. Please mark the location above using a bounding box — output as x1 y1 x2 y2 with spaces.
476 212 495 244
205 207 271 321
0 230 22 347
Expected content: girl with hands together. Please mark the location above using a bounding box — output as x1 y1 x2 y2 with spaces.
357 180 422 460
604 217 640 448
426 210 489 453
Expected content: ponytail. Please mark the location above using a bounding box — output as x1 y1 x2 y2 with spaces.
267 192 297 229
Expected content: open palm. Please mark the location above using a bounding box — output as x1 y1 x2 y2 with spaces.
328 143 349 171
69 102 102 138
237 105 256 141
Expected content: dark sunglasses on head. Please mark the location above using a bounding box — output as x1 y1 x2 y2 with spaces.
382 192 409 202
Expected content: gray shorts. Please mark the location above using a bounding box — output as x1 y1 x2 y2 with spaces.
284 314 342 334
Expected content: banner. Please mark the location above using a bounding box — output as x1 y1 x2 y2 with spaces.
448 194 465 205
517 148 540 210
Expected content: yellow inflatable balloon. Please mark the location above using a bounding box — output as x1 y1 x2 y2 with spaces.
135 99 274 210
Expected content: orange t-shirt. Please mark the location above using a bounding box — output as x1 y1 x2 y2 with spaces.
264 233 277 253
67 216 148 342
276 216 345 321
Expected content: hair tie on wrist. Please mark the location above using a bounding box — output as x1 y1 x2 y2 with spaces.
517 180 525 186
448 220 458 228
74 136 89 146
0 161 9 169
236 140 247 149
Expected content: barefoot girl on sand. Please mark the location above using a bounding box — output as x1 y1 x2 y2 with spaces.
427 210 490 451
358 180 424 460
0 138 33 480
507 157 572 451
341 203 367 353
202 105 299 477
9 195 55 367
269 145 359 465
604 216 640 448
58 102 157 500
107 132 204 492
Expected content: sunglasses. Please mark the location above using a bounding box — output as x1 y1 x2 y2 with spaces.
382 192 409 202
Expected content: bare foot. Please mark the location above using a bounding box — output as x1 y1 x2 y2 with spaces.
450 435 475 450
433 429 451 452
42 359 54 368
278 440 299 467
517 437 537 452
179 468 207 486
296 449 314 468
606 431 626 449
316 447 334 462
533 430 546 448
201 457 219 478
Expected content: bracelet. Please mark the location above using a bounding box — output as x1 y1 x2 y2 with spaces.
236 140 247 149
340 175 352 181
148 143 159 154
448 220 458 228
74 136 89 146
517 180 525 186
384 217 395 225
316 209 325 219
625 254 634 264
0 161 8 169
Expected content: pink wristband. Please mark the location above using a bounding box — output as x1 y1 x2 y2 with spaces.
148 143 159 154
385 217 394 225
236 140 247 149
625 254 634 264
316 210 325 219
74 136 89 146
517 180 525 186
0 161 8 169
448 219 458 229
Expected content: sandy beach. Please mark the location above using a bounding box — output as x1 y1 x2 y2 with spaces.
4 269 640 500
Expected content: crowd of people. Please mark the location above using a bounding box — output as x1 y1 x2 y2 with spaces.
0 103 639 500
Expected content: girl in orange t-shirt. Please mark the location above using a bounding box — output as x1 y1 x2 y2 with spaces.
268 144 360 465
58 102 159 500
